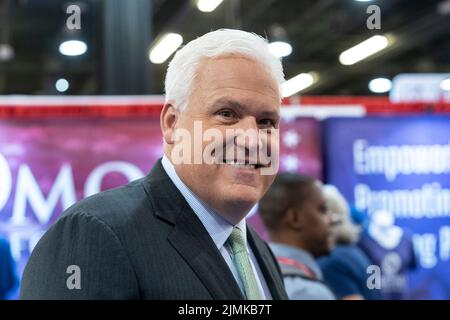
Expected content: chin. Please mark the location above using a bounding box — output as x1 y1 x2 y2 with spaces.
222 186 261 209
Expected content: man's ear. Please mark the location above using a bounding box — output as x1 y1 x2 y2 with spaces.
160 103 178 145
285 208 304 231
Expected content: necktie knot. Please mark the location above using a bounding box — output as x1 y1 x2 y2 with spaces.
228 227 247 255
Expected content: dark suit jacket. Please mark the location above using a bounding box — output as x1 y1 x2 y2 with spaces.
20 159 288 299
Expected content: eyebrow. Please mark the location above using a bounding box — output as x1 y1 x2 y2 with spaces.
211 98 280 119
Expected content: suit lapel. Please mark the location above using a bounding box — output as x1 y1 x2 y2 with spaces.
168 206 245 299
143 160 244 300
247 227 289 300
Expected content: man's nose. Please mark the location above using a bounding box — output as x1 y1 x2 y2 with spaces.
233 117 261 153
238 116 259 132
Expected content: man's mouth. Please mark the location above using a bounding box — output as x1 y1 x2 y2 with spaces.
221 159 267 169
210 150 271 169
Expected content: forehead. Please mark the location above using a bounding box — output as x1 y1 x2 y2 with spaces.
193 56 281 104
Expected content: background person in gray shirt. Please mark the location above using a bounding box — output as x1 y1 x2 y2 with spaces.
259 172 337 300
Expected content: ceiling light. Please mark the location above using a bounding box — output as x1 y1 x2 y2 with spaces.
281 72 317 97
197 0 224 12
59 40 87 56
0 44 14 61
55 78 69 92
339 35 389 65
369 78 392 93
268 41 292 58
440 78 450 91
149 33 183 64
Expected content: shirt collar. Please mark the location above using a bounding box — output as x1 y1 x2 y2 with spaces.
161 155 248 249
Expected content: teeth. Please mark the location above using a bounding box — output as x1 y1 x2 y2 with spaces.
225 161 256 169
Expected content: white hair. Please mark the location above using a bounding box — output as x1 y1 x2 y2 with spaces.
164 29 285 111
323 184 361 245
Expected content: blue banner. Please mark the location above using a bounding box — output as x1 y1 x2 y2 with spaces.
323 116 450 299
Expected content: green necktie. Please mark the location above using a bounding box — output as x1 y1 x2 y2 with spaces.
228 227 262 300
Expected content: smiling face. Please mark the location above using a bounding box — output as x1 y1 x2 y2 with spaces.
162 56 281 224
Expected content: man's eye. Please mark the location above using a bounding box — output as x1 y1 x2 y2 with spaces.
258 119 276 127
217 110 235 119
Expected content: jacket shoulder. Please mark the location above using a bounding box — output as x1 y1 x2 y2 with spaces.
62 177 151 229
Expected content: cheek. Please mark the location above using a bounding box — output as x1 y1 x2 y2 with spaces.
197 163 218 174
319 218 331 235
203 129 229 158
310 216 328 237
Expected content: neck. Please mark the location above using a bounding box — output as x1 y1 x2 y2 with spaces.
270 232 309 253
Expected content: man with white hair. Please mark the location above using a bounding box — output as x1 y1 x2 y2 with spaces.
21 29 288 300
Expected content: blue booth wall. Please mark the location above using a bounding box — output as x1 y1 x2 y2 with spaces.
323 115 450 299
